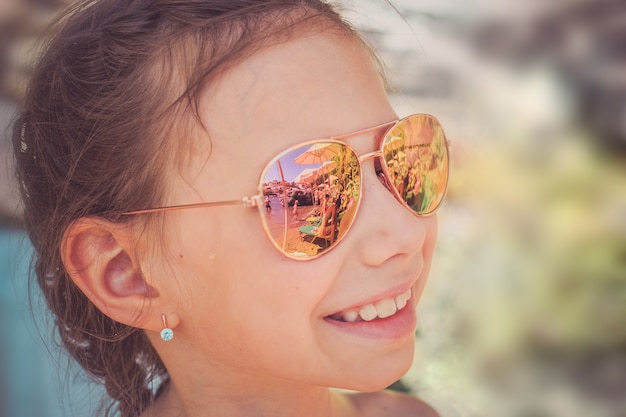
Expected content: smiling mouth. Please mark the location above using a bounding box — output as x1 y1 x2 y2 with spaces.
327 288 412 323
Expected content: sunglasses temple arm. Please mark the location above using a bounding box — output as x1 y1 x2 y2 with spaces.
122 195 262 215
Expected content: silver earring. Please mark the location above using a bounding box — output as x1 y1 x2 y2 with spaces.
160 314 174 342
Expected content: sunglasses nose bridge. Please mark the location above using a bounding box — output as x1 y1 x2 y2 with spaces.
358 150 381 163
359 150 383 164
357 150 385 190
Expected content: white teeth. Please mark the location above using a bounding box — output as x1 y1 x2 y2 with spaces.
395 288 412 310
375 298 397 318
342 310 359 322
359 304 378 321
395 294 407 310
339 289 413 322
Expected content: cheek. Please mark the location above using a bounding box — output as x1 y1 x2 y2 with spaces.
147 211 226 309
428 214 439 248
179 261 337 376
165 210 336 328
414 215 439 300
424 214 439 259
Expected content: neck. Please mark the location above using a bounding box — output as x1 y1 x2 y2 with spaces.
150 374 355 417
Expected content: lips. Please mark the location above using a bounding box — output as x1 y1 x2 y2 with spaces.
327 288 412 322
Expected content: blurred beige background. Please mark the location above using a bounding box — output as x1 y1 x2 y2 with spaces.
1 1 625 417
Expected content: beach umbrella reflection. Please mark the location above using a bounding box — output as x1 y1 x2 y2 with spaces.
316 160 337 176
294 142 341 165
294 167 319 183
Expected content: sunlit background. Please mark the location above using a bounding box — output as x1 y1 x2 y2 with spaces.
1 0 625 416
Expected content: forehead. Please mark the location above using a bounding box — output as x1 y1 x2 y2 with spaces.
185 32 395 197
209 33 392 136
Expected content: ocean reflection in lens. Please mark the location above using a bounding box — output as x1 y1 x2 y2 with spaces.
260 142 361 259
382 115 449 215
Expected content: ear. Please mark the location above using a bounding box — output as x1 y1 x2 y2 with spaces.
61 217 169 333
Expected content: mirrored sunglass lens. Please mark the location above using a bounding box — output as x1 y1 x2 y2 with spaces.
381 115 449 215
259 142 361 259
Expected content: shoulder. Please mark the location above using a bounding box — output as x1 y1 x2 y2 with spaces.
348 390 440 417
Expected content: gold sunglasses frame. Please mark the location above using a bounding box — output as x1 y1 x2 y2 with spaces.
122 114 451 260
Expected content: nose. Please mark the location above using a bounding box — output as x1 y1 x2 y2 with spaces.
347 162 438 267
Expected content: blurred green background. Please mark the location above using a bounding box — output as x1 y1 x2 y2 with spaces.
1 1 625 416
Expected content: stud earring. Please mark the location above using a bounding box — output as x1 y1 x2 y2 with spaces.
160 314 174 342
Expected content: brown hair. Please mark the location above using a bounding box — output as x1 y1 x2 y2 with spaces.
11 1 361 416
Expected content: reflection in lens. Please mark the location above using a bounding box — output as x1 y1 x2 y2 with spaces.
382 115 449 215
259 141 361 260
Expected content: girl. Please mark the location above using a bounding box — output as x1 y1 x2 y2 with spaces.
12 1 450 416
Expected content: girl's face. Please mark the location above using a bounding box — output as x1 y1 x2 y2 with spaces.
150 32 438 391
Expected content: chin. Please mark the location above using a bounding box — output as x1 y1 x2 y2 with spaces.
336 344 415 392
339 375 408 393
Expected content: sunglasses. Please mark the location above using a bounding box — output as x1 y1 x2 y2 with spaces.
123 114 450 260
